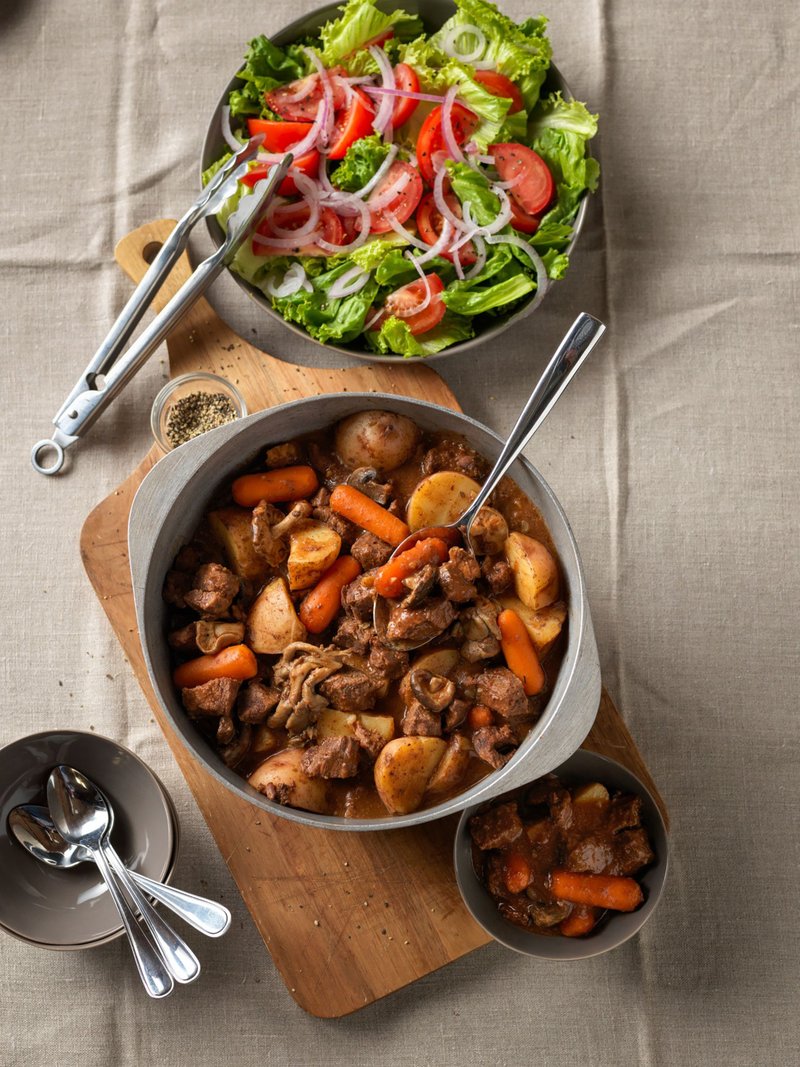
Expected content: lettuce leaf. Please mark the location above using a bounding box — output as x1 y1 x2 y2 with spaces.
331 133 391 192
366 313 474 356
269 260 380 344
229 35 310 118
442 272 535 315
346 234 408 270
319 0 422 69
447 161 501 226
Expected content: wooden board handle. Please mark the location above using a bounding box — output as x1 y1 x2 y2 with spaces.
114 218 205 315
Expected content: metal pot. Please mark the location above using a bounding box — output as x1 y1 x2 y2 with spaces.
129 394 600 830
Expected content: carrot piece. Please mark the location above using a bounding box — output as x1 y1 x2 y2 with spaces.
559 906 599 938
550 869 644 912
173 644 258 689
299 555 362 634
373 537 450 597
504 852 533 895
467 704 495 729
231 466 319 507
329 484 410 547
498 608 545 695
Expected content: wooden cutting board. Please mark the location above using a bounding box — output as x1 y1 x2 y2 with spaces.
81 219 667 1018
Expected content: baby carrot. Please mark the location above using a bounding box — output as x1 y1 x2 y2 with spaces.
498 608 545 695
550 869 644 912
173 643 258 689
299 556 362 634
559 906 600 938
232 466 319 507
329 484 410 547
504 852 533 895
467 704 495 729
373 537 450 597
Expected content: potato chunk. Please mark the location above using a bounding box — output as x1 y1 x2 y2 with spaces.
208 507 270 583
248 749 330 814
425 734 471 799
246 576 306 654
496 596 567 658
334 410 420 473
316 709 395 744
504 532 559 610
374 736 447 814
573 782 610 806
287 520 341 591
406 471 480 532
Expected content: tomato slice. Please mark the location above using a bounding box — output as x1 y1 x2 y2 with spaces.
265 69 347 121
253 203 345 256
490 142 555 216
327 88 376 161
473 71 524 114
246 119 312 153
416 102 479 185
370 274 446 335
415 192 477 264
240 150 321 196
507 196 540 235
367 160 424 234
392 63 420 127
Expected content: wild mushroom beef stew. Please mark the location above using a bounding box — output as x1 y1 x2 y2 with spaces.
469 775 655 937
162 410 569 819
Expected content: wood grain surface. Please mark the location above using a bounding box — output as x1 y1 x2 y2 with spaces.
80 219 667 1018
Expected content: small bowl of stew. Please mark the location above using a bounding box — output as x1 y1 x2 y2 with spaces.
453 749 669 959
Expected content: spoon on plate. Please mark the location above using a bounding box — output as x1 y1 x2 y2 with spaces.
8 804 231 936
47 765 201 992
374 312 606 651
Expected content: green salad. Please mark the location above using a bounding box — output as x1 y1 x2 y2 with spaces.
205 0 599 356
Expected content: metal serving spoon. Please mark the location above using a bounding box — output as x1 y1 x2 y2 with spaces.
47 765 201 991
374 312 606 652
8 804 230 937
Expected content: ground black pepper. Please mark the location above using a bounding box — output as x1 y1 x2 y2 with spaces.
165 390 238 447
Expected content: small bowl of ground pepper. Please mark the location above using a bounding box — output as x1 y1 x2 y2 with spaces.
151 372 247 452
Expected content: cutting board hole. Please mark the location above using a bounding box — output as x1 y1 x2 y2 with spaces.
142 241 163 264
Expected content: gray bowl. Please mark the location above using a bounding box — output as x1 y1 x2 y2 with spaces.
129 393 600 832
200 0 591 362
453 749 669 959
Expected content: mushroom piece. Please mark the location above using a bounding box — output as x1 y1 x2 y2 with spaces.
469 507 509 556
220 724 252 769
409 669 457 713
458 596 502 662
252 500 313 566
401 563 438 608
344 467 393 506
195 620 246 655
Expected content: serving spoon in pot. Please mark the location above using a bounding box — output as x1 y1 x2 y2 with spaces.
374 312 606 652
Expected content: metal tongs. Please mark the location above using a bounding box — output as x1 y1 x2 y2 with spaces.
31 138 290 475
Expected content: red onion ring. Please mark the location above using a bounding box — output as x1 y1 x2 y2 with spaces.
441 23 487 65
281 75 318 104
369 46 396 137
364 85 448 105
383 212 430 250
264 263 310 298
303 48 335 145
265 171 321 239
392 253 432 318
257 97 328 164
433 168 468 232
328 265 371 299
465 235 487 280
441 86 466 164
485 234 549 310
415 217 454 264
220 106 242 152
254 230 323 251
368 166 413 211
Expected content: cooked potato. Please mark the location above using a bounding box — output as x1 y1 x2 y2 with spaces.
573 782 610 806
248 749 329 814
246 576 306 654
406 471 480 531
504 532 559 610
425 734 471 798
317 709 395 744
374 736 447 814
496 595 567 658
287 520 341 591
334 410 420 473
208 507 270 583
250 725 280 760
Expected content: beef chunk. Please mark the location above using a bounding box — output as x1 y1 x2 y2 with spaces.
220 723 251 768
261 782 292 806
401 699 442 737
265 441 303 468
386 598 456 644
238 681 280 724
168 622 199 652
608 827 655 876
342 575 376 621
312 504 360 545
476 667 529 723
301 736 360 779
332 616 372 655
481 556 514 594
444 698 471 731
183 563 239 618
251 501 289 563
607 793 644 832
484 851 507 898
350 531 394 569
469 801 523 850
526 900 572 927
174 543 208 574
353 721 386 761
216 716 236 746
181 677 241 717
472 725 517 769
367 640 409 681
163 569 192 608
565 836 614 874
320 670 381 712
421 440 489 481
439 547 480 602
401 563 438 607
307 442 350 489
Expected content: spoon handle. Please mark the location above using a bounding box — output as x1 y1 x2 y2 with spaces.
460 313 606 531
103 843 201 984
127 869 231 937
91 846 174 999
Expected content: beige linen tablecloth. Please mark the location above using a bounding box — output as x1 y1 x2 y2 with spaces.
1 1 798 1063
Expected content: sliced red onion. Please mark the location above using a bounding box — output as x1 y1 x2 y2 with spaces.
383 212 430 250
452 245 465 280
465 235 487 280
254 230 323 251
441 23 487 64
350 143 399 198
363 85 447 105
345 75 374 85
368 166 412 211
369 46 396 137
485 234 549 310
221 106 243 152
264 263 310 298
433 167 468 232
302 48 334 145
318 199 370 253
441 85 465 164
393 252 432 318
256 98 328 163
265 171 321 239
281 76 318 103
491 174 522 190
327 266 371 299
415 218 454 264
364 306 386 331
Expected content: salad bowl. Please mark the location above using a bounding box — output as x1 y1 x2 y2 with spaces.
200 0 595 361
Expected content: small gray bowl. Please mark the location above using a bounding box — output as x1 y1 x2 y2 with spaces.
0 731 178 950
453 749 669 959
200 0 592 362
